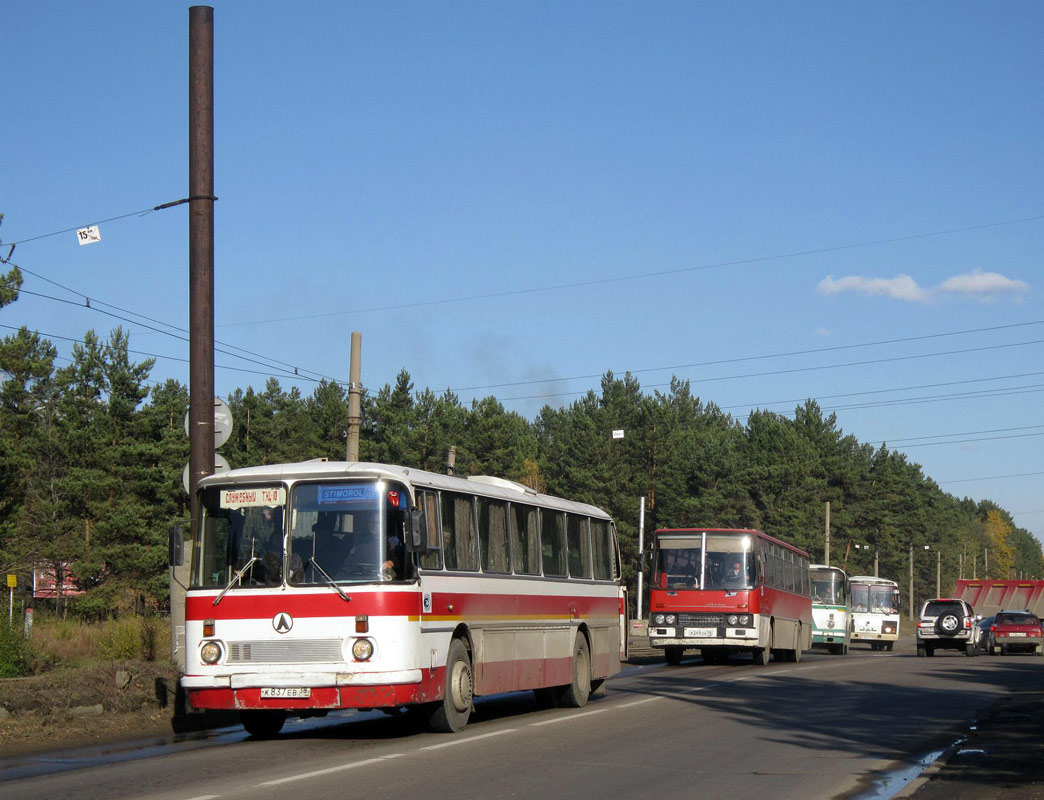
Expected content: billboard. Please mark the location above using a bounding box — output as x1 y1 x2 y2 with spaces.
33 563 84 599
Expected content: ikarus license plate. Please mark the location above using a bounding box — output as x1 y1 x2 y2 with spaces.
684 627 716 637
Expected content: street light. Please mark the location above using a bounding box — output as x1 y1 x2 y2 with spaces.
853 544 879 577
924 545 941 598
909 544 942 620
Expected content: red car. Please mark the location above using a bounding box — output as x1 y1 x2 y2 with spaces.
984 610 1044 656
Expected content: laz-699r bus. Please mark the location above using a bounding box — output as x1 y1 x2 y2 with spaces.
646 528 813 666
810 564 851 655
174 460 626 736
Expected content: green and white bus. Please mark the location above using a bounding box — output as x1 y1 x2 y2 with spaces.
810 564 851 655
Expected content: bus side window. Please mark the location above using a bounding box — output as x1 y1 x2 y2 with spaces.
541 510 567 577
479 498 510 574
591 519 612 580
511 504 541 576
418 491 442 570
566 514 590 579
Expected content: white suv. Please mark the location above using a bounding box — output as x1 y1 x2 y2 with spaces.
916 598 981 657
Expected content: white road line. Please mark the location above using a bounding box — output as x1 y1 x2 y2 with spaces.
527 708 607 727
420 729 517 750
257 753 405 786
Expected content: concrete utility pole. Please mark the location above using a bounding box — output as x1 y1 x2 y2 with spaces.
909 545 915 622
346 331 362 461
936 549 942 598
637 497 646 620
823 502 831 566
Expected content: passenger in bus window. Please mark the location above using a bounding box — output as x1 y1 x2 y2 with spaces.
346 515 403 579
255 507 284 585
311 519 349 580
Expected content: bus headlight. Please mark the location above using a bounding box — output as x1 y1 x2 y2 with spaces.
665 614 676 625
200 641 222 664
728 615 739 626
652 614 665 625
352 638 374 661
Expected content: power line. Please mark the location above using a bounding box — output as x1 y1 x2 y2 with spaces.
494 338 1044 403
0 323 317 385
11 283 345 386
214 213 1044 329
3 197 204 247
455 319 1044 393
940 471 1044 485
722 371 1044 413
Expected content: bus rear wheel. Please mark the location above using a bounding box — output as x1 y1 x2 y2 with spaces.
428 638 474 733
557 634 591 708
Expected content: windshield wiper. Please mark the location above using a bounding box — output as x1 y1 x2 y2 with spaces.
308 558 352 603
213 555 259 606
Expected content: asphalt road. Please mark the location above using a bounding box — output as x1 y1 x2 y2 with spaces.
2 635 1041 800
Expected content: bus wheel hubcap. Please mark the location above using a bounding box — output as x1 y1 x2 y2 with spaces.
450 660 473 712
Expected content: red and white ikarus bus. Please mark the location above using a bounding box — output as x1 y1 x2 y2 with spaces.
175 461 625 736
646 528 813 665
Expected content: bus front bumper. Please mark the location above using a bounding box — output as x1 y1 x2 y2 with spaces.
649 627 759 647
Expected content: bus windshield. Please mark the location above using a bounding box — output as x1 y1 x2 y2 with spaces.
654 533 755 591
811 571 846 605
851 583 899 613
190 480 407 589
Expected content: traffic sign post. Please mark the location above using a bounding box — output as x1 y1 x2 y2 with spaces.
7 574 15 627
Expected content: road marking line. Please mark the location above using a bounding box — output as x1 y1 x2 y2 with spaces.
528 708 607 727
258 753 405 786
420 729 516 750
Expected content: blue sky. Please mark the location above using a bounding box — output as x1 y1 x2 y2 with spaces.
3 2 1043 545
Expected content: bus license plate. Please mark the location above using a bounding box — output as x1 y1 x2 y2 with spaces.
260 687 311 698
684 627 715 638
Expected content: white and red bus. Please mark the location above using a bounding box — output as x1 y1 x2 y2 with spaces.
646 528 813 665
175 461 625 736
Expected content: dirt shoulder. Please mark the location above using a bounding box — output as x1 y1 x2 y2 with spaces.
0 661 187 757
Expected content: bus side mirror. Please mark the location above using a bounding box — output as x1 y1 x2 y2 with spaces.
408 508 428 552
169 524 184 567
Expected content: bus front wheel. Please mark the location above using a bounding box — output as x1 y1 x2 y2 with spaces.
557 634 591 708
664 646 684 666
428 638 474 733
240 710 286 738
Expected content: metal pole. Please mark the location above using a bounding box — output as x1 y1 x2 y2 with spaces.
346 331 362 461
824 501 830 566
874 550 879 578
188 4 215 512
637 497 646 619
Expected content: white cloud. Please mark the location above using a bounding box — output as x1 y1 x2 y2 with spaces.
935 271 1029 299
818 270 1030 304
817 273 929 302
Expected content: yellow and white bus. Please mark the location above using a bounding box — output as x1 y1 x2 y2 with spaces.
849 576 900 651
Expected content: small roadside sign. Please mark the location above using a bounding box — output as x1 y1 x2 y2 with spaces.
612 429 625 440
6 574 16 588
76 225 101 245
